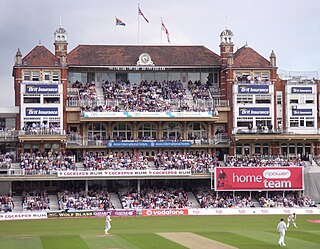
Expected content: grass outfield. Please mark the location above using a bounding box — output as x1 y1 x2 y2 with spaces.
0 215 319 249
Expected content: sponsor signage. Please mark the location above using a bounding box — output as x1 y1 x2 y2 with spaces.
83 111 213 118
26 107 59 117
141 209 188 217
0 212 47 221
26 84 59 93
239 107 270 116
47 210 136 218
188 208 320 216
292 109 313 116
238 85 269 94
214 167 303 191
57 169 192 178
291 87 312 94
107 141 192 148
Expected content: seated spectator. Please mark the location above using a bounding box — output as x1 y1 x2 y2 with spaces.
119 188 189 209
22 190 50 211
57 188 114 211
0 194 14 212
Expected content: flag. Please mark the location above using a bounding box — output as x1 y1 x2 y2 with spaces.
161 18 170 43
138 7 149 23
116 17 126 26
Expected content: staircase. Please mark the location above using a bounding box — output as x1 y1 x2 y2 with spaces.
186 192 200 208
95 81 106 106
12 195 23 212
109 193 122 209
48 195 59 211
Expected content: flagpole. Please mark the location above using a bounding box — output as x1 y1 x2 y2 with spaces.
115 16 117 44
138 3 140 44
160 17 162 45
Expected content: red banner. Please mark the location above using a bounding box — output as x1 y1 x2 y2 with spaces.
141 209 188 217
214 167 303 191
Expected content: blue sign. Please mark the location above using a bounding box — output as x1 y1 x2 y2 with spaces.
107 141 192 148
26 107 59 116
238 85 269 94
291 87 312 94
26 84 59 93
239 107 270 116
292 109 313 116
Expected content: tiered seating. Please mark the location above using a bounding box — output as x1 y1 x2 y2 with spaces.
57 189 114 210
82 152 149 170
258 192 317 208
196 189 255 208
225 155 306 167
0 194 14 212
154 152 220 173
20 152 76 174
22 191 50 211
119 188 189 209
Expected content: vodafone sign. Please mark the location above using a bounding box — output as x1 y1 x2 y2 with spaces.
141 209 188 217
214 167 303 191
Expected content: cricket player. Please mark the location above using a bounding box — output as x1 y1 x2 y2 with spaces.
277 218 287 246
287 213 297 228
105 212 112 235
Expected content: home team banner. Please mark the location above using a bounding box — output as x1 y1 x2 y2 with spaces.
215 167 303 191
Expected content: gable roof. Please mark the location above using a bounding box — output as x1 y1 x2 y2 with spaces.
67 45 221 67
233 46 271 68
22 45 59 67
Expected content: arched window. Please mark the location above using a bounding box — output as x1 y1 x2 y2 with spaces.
187 122 207 140
138 122 157 139
87 122 107 140
162 122 182 140
112 123 132 140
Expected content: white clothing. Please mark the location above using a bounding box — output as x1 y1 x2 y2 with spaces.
277 220 287 246
287 214 297 228
105 215 112 235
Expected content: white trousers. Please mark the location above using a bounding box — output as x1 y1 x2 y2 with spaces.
278 231 286 245
105 222 111 234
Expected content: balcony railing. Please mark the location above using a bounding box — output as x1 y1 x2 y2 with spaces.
66 134 230 147
0 130 19 140
233 127 320 135
19 129 66 136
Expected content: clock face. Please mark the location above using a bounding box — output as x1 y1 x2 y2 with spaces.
137 53 154 66
141 54 150 63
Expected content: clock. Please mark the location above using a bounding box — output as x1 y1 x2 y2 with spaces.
137 53 154 66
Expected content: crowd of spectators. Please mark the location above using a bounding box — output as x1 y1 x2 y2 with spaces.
188 80 210 100
20 151 76 174
82 152 149 170
258 193 317 208
225 155 306 167
196 189 255 208
101 80 186 112
154 152 220 173
22 191 50 211
120 188 189 209
0 153 12 169
57 188 114 211
0 194 14 212
72 81 97 104
21 122 62 135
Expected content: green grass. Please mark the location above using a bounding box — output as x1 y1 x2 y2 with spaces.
0 215 319 249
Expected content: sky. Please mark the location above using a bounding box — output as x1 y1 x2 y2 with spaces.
0 0 320 106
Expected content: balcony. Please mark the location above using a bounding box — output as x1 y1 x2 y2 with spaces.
66 134 230 148
0 130 19 142
18 128 66 142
